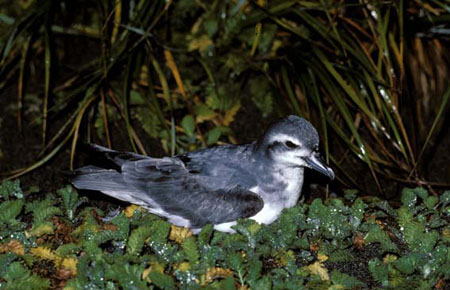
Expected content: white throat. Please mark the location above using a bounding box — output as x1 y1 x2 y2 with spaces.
277 166 304 207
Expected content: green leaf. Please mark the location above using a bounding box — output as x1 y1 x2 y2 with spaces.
0 199 24 225
198 224 213 246
251 276 271 290
220 276 236 290
110 212 130 240
414 188 429 200
182 236 199 263
350 198 367 229
418 231 439 253
150 220 170 244
440 190 450 208
401 188 418 208
148 271 175 290
331 270 366 288
249 77 273 117
328 250 353 263
394 253 419 275
105 262 147 289
343 189 358 201
247 258 262 282
129 90 145 105
227 252 244 274
135 106 162 138
368 259 389 287
127 226 152 255
3 262 50 289
193 104 216 123
0 180 23 199
181 115 195 137
57 185 86 220
56 243 81 256
364 224 397 252
206 127 222 145
424 196 438 210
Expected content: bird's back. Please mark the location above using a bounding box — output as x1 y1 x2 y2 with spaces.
178 143 258 191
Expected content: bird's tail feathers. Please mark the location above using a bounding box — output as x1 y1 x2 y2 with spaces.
70 165 145 206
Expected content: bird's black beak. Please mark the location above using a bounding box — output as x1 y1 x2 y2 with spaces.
305 153 335 180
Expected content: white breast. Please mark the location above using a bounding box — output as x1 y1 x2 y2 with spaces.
249 167 304 225
211 167 305 233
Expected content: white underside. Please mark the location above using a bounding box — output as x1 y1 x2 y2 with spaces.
209 204 290 233
213 221 237 233
212 203 283 233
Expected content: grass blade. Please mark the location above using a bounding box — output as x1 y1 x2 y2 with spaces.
42 24 52 146
409 87 450 178
17 36 32 130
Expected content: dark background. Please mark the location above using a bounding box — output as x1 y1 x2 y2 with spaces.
1 0 449 200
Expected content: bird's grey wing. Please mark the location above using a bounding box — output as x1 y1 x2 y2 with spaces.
72 155 264 228
120 158 264 228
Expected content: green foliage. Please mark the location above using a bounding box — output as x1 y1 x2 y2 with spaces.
394 253 420 275
0 182 449 288
181 115 196 138
55 243 81 256
368 258 389 287
182 236 199 263
330 270 366 288
127 226 151 255
57 185 87 221
0 199 24 228
0 180 23 200
109 212 130 240
249 76 274 117
328 249 353 263
148 271 175 290
0 181 25 231
25 197 61 225
305 198 352 241
440 191 450 210
365 224 397 252
64 255 107 288
105 262 147 288
2 261 50 289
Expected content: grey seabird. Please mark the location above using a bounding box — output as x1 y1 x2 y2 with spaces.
71 115 334 233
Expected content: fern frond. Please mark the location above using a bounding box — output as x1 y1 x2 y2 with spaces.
182 236 199 263
127 226 151 255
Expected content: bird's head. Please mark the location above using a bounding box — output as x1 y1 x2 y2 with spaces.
257 115 334 180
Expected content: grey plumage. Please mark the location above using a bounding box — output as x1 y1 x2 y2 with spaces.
71 115 334 233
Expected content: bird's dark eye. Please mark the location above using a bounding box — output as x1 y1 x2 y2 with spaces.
285 141 299 149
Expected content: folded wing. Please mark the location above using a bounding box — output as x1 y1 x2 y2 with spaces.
71 145 264 228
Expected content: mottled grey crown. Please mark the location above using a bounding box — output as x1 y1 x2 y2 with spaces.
258 115 319 149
